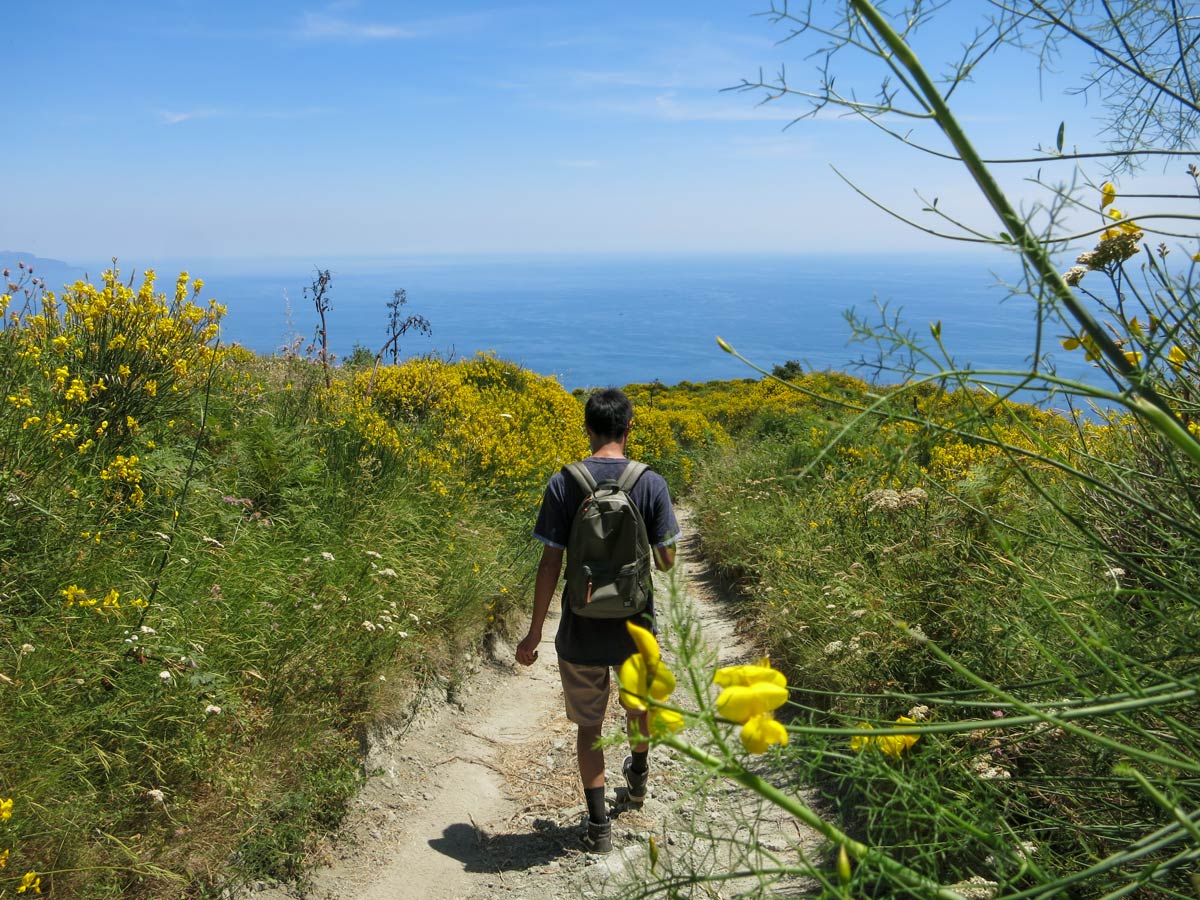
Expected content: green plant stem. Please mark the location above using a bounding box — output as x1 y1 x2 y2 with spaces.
915 631 1200 774
847 0 1200 465
659 734 970 899
1116 764 1200 845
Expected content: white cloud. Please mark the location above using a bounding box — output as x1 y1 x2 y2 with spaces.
156 107 331 125
292 10 488 42
570 90 800 124
725 135 815 159
158 109 224 125
295 12 418 40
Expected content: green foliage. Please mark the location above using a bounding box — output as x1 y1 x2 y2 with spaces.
0 274 540 898
644 2 1200 896
342 343 375 368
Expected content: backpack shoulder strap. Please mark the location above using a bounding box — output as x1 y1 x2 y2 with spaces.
615 460 649 493
565 461 598 494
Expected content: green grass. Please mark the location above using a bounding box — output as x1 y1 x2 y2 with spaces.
676 383 1200 896
5 267 1196 898
0 291 542 897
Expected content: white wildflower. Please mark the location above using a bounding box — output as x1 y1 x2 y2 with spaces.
947 876 999 900
320 551 335 562
364 550 382 559
139 625 157 635
823 640 845 657
866 489 902 512
19 643 35 655
1062 265 1088 287
204 704 222 715
377 567 398 578
969 755 1010 780
409 613 420 622
362 621 376 632
396 631 410 639
907 704 932 722
159 670 172 683
146 789 166 805
202 536 224 548
866 487 928 513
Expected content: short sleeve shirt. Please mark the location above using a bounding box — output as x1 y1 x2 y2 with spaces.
533 457 681 666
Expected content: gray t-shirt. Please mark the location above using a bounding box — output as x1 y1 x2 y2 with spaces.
533 457 681 666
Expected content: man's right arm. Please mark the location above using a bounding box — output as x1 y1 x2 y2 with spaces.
516 544 563 666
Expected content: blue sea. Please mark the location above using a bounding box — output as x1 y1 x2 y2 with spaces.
9 252 1095 393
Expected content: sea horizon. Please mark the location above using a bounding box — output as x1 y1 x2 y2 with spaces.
3 248 1094 395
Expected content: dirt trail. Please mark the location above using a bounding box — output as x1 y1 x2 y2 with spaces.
248 510 819 900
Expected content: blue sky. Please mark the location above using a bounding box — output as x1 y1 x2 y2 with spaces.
6 1 1130 262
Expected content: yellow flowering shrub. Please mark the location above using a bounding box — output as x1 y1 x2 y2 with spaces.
3 268 225 461
322 354 587 505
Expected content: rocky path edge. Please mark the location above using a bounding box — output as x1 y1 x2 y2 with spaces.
243 508 820 900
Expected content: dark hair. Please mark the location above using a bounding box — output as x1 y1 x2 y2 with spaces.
584 388 633 440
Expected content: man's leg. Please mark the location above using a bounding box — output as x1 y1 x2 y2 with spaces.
577 723 606 787
559 660 613 850
622 705 650 803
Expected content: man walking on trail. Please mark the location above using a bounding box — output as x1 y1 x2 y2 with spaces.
516 388 681 854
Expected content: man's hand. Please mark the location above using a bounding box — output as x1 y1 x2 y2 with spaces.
516 631 541 666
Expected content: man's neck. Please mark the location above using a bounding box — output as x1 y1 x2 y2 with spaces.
588 439 626 459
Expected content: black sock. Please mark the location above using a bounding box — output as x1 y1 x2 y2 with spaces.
584 785 607 824
631 750 649 773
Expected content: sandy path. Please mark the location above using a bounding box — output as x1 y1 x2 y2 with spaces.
247 510 818 900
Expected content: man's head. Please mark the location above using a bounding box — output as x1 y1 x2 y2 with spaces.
584 388 633 444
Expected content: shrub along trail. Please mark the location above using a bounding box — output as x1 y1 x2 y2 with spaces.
250 508 819 900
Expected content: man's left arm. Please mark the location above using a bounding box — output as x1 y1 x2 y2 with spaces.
647 473 680 572
654 543 676 571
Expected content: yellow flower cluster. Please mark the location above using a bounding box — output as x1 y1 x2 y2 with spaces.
617 628 791 753
98 453 145 507
325 353 587 505
714 660 790 753
16 871 41 894
850 716 920 758
60 584 147 614
4 268 225 468
618 622 684 735
1 798 40 893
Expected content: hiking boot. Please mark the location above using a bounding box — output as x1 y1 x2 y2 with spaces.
581 818 612 854
623 755 648 803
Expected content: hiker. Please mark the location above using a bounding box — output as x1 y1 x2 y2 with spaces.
516 387 681 854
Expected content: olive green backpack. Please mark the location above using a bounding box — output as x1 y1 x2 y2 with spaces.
563 461 652 619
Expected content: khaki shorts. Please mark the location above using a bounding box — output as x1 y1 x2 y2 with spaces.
558 659 625 726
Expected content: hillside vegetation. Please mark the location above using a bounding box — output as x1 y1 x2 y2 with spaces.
3 265 1198 898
